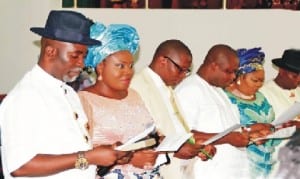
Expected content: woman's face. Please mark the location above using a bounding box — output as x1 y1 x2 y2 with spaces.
238 69 265 95
99 50 134 92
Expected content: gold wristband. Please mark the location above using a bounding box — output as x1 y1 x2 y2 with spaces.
75 151 89 170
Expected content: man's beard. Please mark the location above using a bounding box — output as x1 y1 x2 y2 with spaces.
63 67 82 82
63 75 78 83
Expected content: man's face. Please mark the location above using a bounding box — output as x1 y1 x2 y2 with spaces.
280 68 300 89
213 55 239 88
162 53 192 87
54 41 87 82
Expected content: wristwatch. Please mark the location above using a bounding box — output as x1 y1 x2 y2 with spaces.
75 151 89 170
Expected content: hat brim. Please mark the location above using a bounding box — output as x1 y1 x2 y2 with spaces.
272 58 300 73
30 27 101 46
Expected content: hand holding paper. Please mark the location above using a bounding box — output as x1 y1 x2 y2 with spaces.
129 149 159 169
155 133 193 152
272 101 300 126
115 124 157 151
115 123 194 153
251 126 296 142
201 124 242 145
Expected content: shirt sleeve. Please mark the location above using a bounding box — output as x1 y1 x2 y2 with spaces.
1 89 46 173
175 82 203 131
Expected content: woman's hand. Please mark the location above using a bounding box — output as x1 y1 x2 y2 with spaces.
112 142 133 165
280 120 300 129
248 123 274 136
129 149 158 169
244 123 275 145
116 152 133 165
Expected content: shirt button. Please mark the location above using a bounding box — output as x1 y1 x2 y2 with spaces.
85 123 90 131
84 136 89 143
74 112 78 120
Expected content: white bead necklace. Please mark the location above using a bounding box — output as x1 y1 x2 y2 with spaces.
231 89 255 100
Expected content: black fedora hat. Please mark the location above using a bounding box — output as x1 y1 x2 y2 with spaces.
30 10 101 46
272 49 300 73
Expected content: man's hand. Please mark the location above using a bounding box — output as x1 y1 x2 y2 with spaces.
198 144 216 161
222 131 249 147
174 141 201 159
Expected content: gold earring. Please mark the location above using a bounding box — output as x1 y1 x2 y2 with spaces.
237 79 241 85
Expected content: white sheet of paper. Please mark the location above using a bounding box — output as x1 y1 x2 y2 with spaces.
155 133 193 152
272 101 300 127
115 124 156 151
202 124 242 145
252 126 296 142
115 138 156 151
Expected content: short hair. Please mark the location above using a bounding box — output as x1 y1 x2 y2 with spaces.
203 44 237 65
153 39 192 60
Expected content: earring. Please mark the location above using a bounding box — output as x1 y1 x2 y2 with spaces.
237 79 241 85
97 75 102 81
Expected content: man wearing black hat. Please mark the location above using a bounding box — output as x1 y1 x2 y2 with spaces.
0 10 128 179
260 49 300 178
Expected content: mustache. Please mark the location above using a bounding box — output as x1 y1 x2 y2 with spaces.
70 67 82 73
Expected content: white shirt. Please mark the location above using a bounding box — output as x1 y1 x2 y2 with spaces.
130 67 186 134
0 65 96 179
175 74 249 179
130 67 188 179
260 80 300 118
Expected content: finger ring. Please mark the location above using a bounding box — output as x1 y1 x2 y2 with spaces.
199 149 213 160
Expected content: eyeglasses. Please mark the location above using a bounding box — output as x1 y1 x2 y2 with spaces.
163 56 191 76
